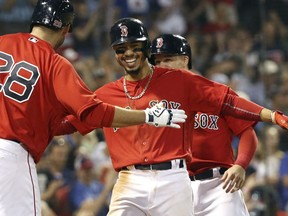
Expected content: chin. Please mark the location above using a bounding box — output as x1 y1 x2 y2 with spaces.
125 67 141 75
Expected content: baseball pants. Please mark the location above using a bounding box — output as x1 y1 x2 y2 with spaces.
0 139 41 216
108 164 193 216
191 176 249 216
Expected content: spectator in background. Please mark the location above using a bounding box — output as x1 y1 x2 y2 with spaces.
279 151 288 212
252 12 288 64
243 164 279 216
37 136 74 216
69 0 101 90
235 0 262 34
0 0 36 34
258 59 282 102
77 130 113 183
72 0 99 57
59 133 83 177
250 126 284 187
69 157 115 216
154 0 187 35
113 0 155 27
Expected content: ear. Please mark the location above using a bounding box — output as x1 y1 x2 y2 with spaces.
63 26 70 35
183 55 189 67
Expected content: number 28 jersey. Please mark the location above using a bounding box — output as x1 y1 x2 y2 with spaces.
0 33 113 162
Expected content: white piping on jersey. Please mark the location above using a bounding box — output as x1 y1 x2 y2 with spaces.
223 102 260 117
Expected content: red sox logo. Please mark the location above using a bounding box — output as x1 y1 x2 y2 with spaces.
120 25 128 37
156 38 163 48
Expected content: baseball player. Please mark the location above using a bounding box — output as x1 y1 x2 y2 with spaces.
0 2 186 215
58 18 288 216
150 33 258 216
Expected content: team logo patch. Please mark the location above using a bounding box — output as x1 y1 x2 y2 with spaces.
28 37 38 43
120 25 128 37
53 20 63 28
156 38 163 48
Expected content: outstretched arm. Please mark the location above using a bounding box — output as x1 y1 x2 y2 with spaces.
222 94 288 129
54 103 187 136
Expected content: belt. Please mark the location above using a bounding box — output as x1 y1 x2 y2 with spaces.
190 167 228 181
122 159 184 171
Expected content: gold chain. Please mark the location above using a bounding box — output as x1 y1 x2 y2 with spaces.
123 69 154 100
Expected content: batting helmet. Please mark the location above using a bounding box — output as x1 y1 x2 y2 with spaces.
30 0 74 32
109 17 150 56
150 34 192 69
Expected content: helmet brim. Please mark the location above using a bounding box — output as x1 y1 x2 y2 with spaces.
111 37 148 47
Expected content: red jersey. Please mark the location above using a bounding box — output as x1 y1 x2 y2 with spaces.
188 89 257 175
92 66 229 171
0 33 114 162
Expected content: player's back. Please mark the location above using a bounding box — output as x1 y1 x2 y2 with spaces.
0 33 94 162
0 33 62 159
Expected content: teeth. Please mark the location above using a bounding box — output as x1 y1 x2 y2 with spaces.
125 59 136 63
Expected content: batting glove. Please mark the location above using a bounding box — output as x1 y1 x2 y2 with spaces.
271 111 288 129
144 103 187 128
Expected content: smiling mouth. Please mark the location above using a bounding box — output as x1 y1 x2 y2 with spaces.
124 58 137 67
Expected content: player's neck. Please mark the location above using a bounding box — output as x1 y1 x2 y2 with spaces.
125 62 153 81
30 27 62 49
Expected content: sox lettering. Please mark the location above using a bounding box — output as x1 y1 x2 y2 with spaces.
149 100 181 109
194 113 219 130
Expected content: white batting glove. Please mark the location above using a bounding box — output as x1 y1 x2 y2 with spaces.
144 103 187 128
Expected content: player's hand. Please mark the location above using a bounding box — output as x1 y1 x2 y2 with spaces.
144 103 187 128
271 111 288 129
221 165 245 193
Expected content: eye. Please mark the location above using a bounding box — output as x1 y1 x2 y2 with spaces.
132 47 143 52
115 49 125 54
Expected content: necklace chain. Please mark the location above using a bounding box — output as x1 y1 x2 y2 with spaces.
123 69 154 100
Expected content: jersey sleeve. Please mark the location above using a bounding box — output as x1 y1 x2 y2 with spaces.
51 56 103 118
223 88 258 135
65 115 95 135
184 71 229 114
51 56 115 128
53 118 77 136
234 127 258 169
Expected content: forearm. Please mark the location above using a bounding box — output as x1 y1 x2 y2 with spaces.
82 104 145 128
111 107 145 128
221 94 263 121
235 127 258 169
222 95 281 125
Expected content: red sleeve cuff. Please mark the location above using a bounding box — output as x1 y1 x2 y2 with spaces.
81 102 115 128
100 103 115 127
66 115 93 135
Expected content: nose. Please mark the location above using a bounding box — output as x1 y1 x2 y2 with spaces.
124 48 135 56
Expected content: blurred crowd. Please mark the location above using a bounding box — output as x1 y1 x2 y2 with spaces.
1 0 288 215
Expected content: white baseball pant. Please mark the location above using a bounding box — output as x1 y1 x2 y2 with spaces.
108 162 193 216
191 175 249 216
0 139 41 216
